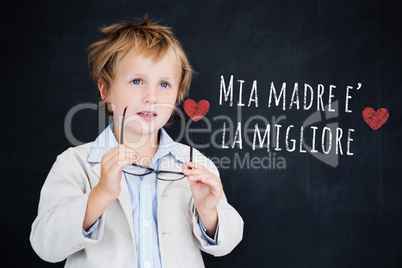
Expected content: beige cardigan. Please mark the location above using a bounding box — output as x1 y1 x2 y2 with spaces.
30 141 243 267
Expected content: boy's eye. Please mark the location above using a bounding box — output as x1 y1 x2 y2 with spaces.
160 82 169 88
131 79 142 85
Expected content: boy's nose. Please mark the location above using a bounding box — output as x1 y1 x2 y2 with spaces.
142 87 159 104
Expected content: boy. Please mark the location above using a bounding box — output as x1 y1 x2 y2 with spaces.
30 18 243 267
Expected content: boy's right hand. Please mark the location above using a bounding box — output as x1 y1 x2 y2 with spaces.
96 144 137 201
84 145 137 230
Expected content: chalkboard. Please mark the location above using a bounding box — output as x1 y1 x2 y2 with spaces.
2 0 402 267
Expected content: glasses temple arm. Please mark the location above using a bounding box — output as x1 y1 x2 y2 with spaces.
173 114 194 163
189 123 193 162
120 107 127 145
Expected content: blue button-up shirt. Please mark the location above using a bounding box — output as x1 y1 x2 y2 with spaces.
85 124 217 268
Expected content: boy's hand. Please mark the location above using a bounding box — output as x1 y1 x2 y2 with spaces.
97 144 137 201
182 162 223 237
84 145 137 230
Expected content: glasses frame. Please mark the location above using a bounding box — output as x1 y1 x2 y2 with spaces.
120 107 193 181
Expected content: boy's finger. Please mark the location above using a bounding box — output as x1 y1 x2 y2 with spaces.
182 162 209 174
188 173 221 188
185 162 208 171
183 167 204 176
101 145 120 162
189 175 222 197
103 150 139 172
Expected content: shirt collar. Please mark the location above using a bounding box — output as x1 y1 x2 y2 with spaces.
155 128 188 164
88 124 187 164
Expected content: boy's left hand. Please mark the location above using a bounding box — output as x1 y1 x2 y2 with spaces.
182 162 223 235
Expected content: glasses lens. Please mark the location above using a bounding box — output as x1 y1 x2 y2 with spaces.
122 164 151 176
157 172 185 181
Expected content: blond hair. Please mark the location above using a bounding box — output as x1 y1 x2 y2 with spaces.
88 17 192 115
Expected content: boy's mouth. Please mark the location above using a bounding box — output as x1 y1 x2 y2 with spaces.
137 111 157 120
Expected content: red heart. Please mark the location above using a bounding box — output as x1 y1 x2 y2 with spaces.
183 99 210 122
362 107 389 130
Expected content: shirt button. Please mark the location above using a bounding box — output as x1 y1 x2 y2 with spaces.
144 261 150 268
143 220 149 227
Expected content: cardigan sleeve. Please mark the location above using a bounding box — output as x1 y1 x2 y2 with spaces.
30 147 105 263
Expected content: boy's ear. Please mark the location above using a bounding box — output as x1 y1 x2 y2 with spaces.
98 80 109 102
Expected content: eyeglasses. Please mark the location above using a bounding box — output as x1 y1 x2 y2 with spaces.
120 107 193 181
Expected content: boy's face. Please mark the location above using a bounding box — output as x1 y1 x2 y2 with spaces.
100 47 181 141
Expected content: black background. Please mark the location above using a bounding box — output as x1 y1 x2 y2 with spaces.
2 0 402 267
